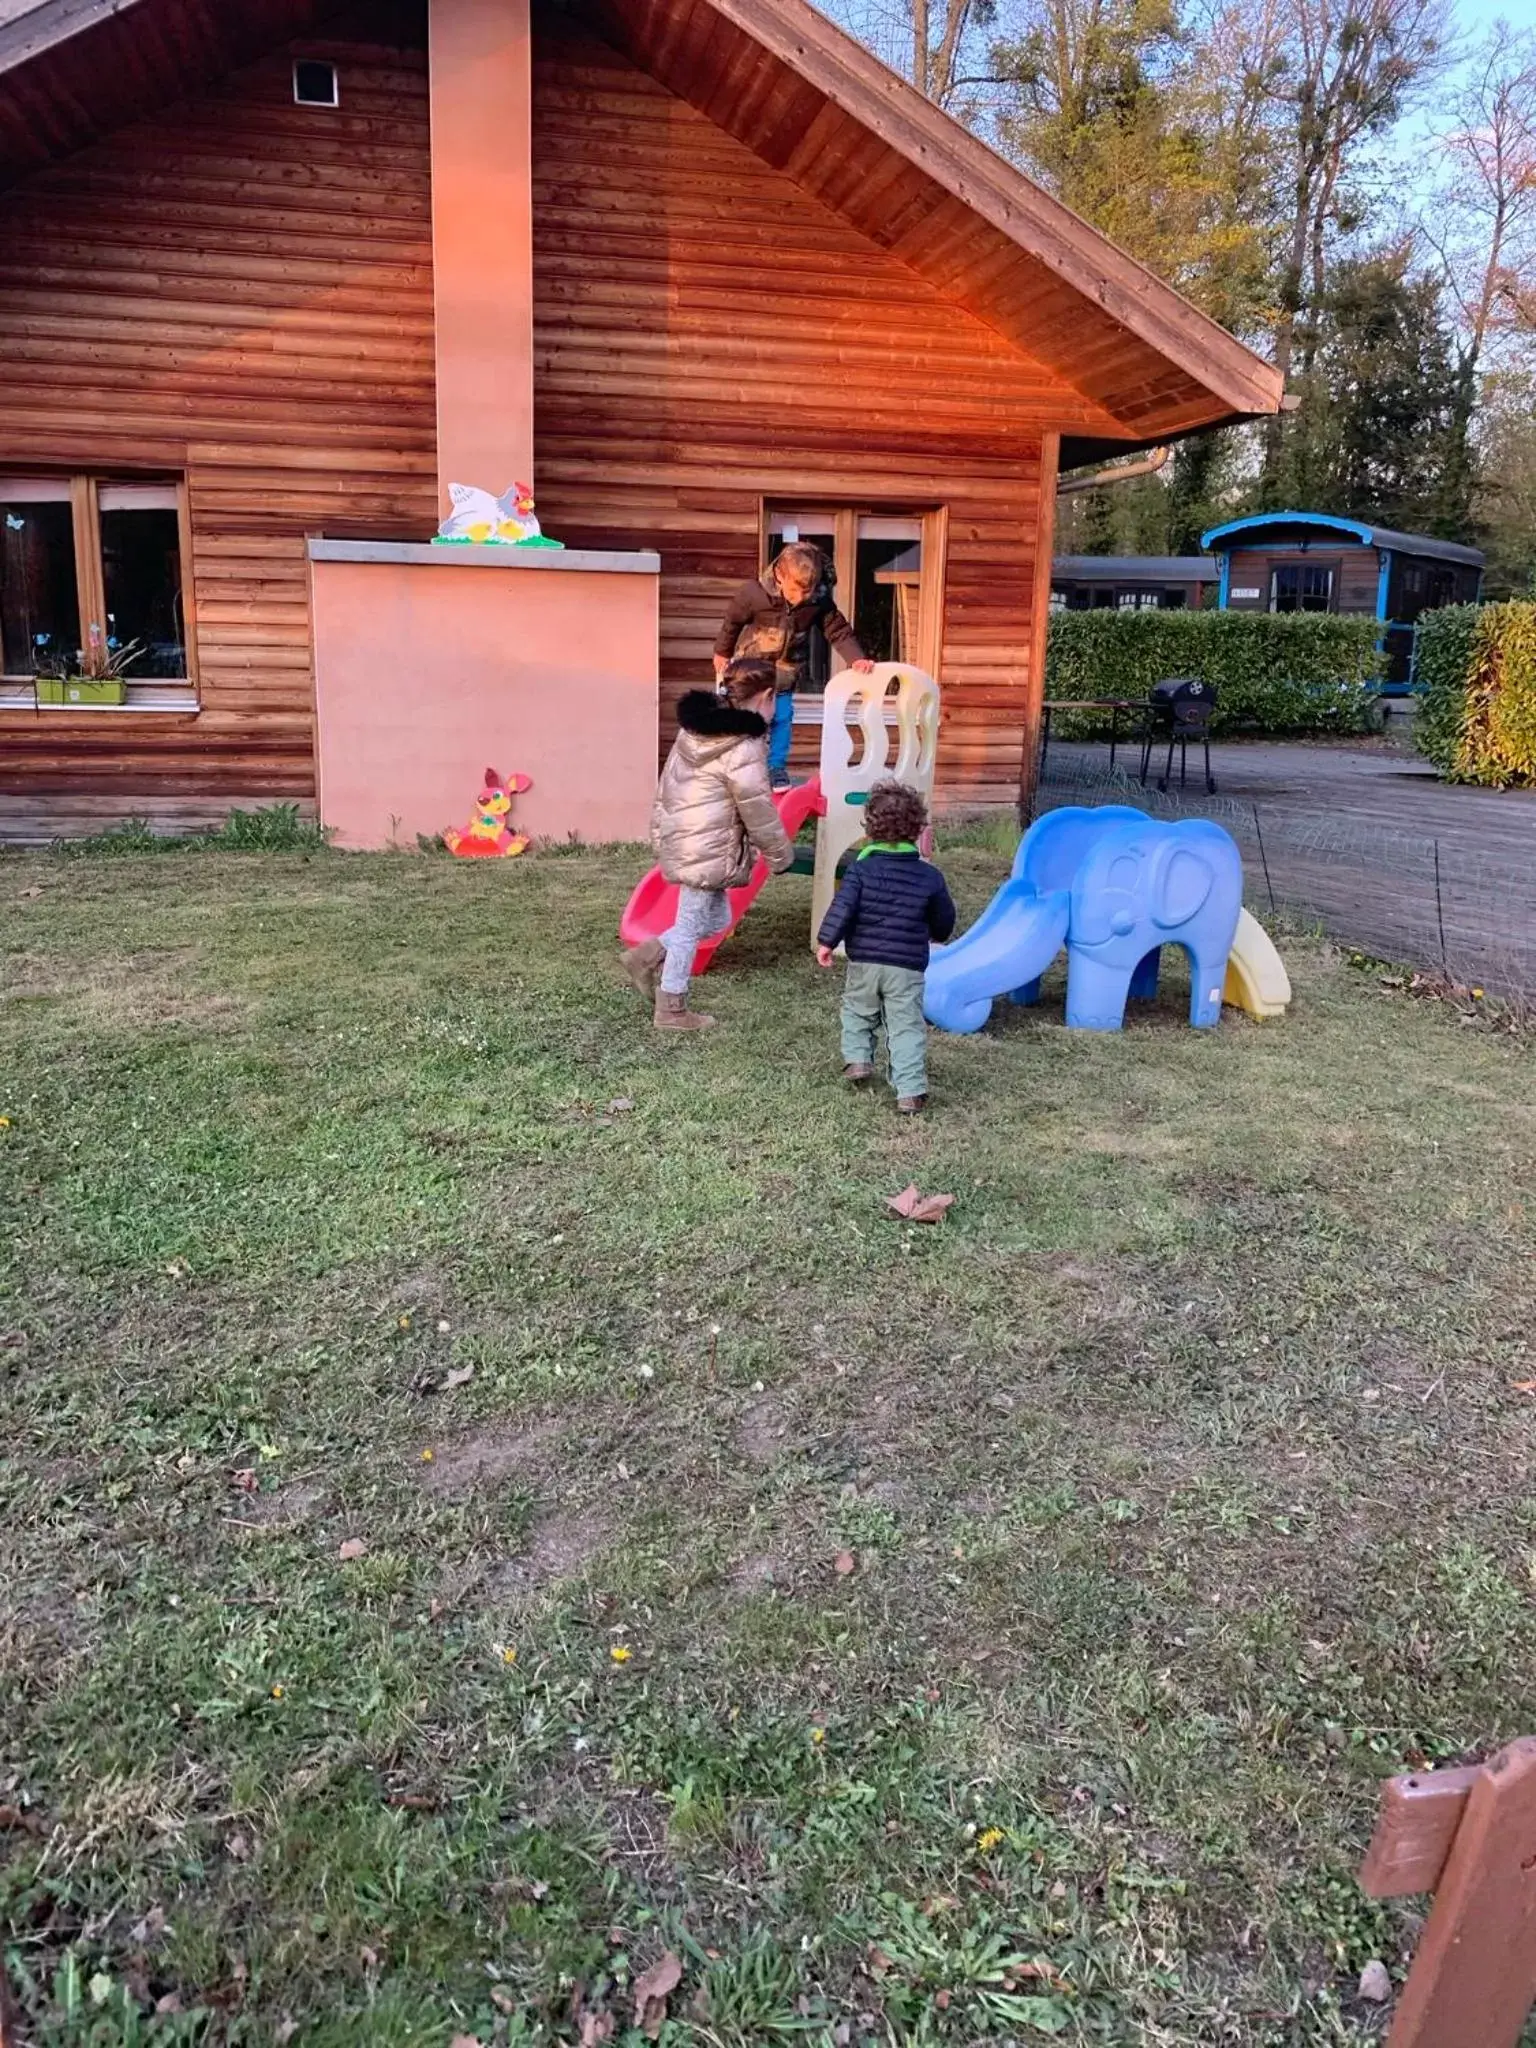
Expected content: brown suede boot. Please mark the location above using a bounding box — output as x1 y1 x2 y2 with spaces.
895 1094 928 1116
843 1063 874 1085
621 938 665 1002
654 988 716 1031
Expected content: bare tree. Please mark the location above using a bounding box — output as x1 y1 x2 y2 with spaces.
1252 0 1451 477
1421 21 1536 374
824 0 1001 105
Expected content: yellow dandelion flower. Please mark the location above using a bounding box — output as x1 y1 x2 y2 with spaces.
810 1726 826 1744
1473 987 1485 999
977 1827 1006 1853
0 1116 10 1129
270 1684 285 1700
609 1645 632 1664
398 1314 412 1329
501 1646 518 1665
420 1448 434 1463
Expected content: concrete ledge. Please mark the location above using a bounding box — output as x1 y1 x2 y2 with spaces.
307 538 660 575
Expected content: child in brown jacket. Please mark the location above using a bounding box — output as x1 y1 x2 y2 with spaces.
714 543 873 789
622 657 793 1030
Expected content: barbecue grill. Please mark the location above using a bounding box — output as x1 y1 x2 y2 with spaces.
1138 676 1217 794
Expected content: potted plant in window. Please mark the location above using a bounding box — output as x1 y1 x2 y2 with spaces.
34 623 143 707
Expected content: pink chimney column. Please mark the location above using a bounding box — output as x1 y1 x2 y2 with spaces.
428 0 535 511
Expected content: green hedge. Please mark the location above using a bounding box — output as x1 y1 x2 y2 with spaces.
1416 602 1536 787
1414 604 1480 776
1045 609 1384 736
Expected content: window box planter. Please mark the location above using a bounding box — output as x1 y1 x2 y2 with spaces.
35 674 129 706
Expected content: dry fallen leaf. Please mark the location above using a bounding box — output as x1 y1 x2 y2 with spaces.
442 1365 475 1392
885 1184 956 1224
607 1097 635 1114
337 1538 368 1562
833 1550 856 1576
632 1951 683 2039
491 1988 516 2015
0 1806 42 1836
225 1832 250 1862
572 1995 615 2048
230 1469 258 1493
449 2036 483 2048
1513 1381 1536 1395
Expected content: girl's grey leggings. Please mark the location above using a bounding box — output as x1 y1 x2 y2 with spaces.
660 886 731 993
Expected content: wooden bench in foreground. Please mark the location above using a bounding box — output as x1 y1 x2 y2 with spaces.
1358 1737 1536 2045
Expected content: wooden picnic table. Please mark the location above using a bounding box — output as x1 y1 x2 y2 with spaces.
1038 697 1147 778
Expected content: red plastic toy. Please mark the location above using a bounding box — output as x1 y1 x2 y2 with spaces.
619 776 826 973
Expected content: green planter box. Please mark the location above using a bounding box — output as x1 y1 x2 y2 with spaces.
35 675 128 706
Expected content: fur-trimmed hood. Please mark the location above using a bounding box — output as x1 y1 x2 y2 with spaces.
653 691 792 893
676 689 769 740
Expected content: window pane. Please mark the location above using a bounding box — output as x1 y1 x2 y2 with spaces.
854 516 922 664
1 498 79 675
100 505 186 677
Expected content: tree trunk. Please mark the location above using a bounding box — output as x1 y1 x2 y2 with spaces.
912 0 930 92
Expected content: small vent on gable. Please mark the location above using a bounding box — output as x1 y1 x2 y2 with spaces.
293 59 339 107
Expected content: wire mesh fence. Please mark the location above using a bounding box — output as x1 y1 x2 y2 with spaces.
1029 742 1536 999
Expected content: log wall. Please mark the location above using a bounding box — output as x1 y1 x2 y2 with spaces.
0 4 435 803
531 8 1100 804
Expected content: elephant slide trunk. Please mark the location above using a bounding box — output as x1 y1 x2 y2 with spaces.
923 882 1071 1035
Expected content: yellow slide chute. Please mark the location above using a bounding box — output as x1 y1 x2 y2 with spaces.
1223 908 1292 1020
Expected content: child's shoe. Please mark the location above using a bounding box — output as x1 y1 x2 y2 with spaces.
842 1063 873 1085
895 1094 928 1116
621 938 665 1001
655 989 715 1031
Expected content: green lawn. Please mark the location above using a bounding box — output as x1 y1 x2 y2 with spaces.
2 832 1533 2047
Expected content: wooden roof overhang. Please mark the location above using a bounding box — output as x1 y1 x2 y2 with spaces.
1 0 1284 461
579 0 1285 457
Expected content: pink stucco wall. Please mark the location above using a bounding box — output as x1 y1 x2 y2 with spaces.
309 546 659 851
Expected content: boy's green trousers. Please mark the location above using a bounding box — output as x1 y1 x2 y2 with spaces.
841 961 929 1097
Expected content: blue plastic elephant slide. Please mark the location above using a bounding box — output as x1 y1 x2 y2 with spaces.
923 806 1244 1034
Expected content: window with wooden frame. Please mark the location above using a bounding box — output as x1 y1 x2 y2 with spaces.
1269 561 1335 614
759 504 947 687
0 475 196 706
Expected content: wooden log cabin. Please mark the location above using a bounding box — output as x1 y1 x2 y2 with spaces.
0 0 1284 844
1203 513 1485 690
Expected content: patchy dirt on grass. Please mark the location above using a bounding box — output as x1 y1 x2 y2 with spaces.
729 1551 786 1597
602 1790 680 1904
1 947 247 1033
227 1478 329 1530
481 1505 613 1600
417 1419 562 1496
737 1394 795 1464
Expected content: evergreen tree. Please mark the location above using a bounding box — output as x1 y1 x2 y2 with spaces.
1270 252 1465 533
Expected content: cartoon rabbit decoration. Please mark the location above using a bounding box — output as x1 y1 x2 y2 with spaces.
443 767 533 858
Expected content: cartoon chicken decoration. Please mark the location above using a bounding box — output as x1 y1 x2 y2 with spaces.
443 767 533 859
433 482 563 549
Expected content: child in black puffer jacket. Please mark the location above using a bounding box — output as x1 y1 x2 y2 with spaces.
815 780 955 1115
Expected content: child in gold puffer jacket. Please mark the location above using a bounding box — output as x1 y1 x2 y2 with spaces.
622 657 793 1030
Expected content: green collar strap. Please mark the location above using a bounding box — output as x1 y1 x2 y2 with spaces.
857 841 919 859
